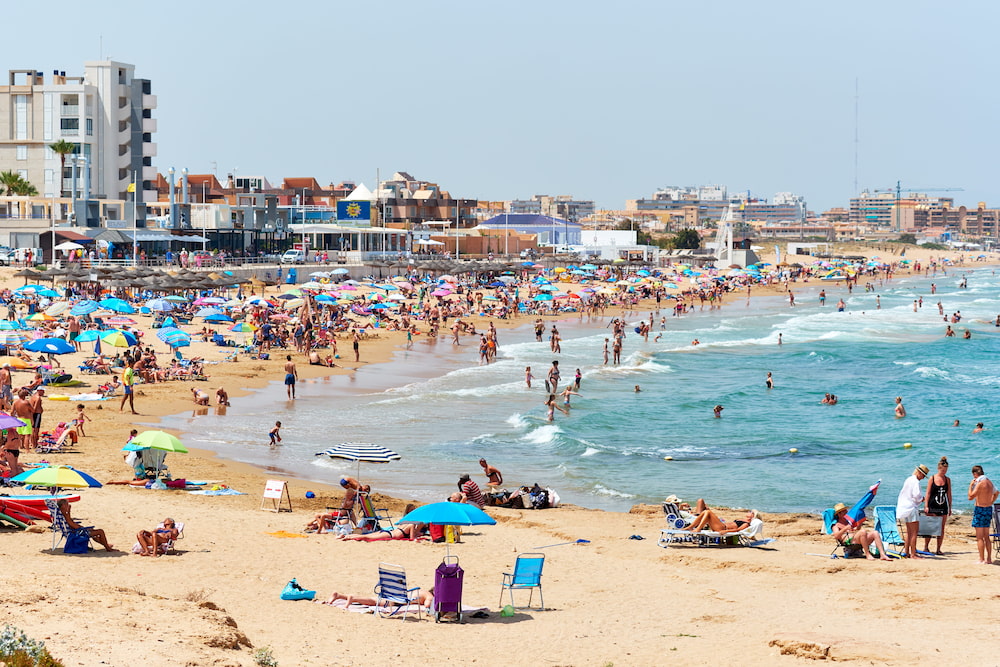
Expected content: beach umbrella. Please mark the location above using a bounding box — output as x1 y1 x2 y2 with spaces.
10 464 102 492
26 312 56 322
314 442 401 480
0 414 26 430
44 302 70 317
104 316 137 327
100 330 138 348
70 300 100 316
129 430 188 453
533 294 553 301
0 321 24 331
195 307 223 317
156 327 191 348
229 322 256 333
195 297 227 305
846 479 881 528
98 298 135 314
0 356 32 369
74 330 101 342
145 299 175 312
397 502 496 527
203 313 234 323
314 294 337 304
331 268 350 275
164 295 189 302
24 337 74 355
246 297 272 306
431 288 451 297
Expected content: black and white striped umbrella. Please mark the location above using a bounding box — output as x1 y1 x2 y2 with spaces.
315 443 401 479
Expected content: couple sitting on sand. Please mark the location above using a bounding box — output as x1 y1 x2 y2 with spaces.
666 495 759 535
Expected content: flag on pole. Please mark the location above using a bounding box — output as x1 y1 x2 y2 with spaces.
126 182 136 193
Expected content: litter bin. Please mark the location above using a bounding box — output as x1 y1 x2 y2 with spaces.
433 555 464 622
285 267 297 284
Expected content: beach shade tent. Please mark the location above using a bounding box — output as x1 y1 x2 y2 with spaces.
70 300 100 316
100 330 138 348
24 338 75 355
314 443 401 480
97 298 135 314
156 327 191 348
846 479 881 528
145 299 175 312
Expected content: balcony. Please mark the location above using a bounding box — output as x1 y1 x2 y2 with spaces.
142 165 157 181
142 118 157 133
142 94 157 109
142 142 157 157
60 105 79 116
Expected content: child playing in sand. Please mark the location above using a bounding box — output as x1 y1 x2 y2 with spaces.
74 404 91 437
269 421 282 446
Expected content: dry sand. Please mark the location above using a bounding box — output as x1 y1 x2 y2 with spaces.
0 245 995 667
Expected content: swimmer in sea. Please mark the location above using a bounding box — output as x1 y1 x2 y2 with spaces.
634 385 641 392
765 372 773 389
972 422 984 434
544 394 568 421
524 366 534 389
894 396 906 419
953 419 960 427
713 405 724 418
560 384 581 408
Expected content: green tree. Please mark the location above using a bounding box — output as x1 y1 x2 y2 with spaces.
0 171 20 196
670 228 701 249
897 233 917 244
48 140 77 197
11 179 38 196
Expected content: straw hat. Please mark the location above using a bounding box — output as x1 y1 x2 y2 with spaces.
833 502 847 514
664 495 681 504
914 464 930 476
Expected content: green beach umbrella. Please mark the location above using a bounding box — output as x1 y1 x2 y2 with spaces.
129 430 188 453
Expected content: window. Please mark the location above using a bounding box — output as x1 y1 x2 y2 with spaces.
86 118 93 135
16 146 27 160
14 95 28 140
17 170 28 180
60 118 80 134
44 169 54 184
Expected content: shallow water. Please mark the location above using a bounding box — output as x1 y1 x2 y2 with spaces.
163 266 1000 514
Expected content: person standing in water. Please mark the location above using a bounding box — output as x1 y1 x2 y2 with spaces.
765 372 773 389
894 396 906 419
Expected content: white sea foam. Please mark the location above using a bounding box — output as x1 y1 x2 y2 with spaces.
581 447 601 457
522 424 563 445
893 361 917 366
506 413 529 429
592 484 636 498
913 366 949 380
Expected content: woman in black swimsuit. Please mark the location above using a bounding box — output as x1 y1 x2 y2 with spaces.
923 456 952 555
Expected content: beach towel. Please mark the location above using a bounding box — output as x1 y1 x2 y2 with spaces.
187 488 246 496
266 530 308 539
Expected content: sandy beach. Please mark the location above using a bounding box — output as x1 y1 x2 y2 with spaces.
0 244 996 667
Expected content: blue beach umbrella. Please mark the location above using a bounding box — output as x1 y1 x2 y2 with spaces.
533 294 553 301
70 300 100 316
846 479 881 528
195 307 223 317
164 295 189 302
396 502 496 527
203 313 234 323
156 327 191 348
74 330 101 342
314 294 337 304
24 338 74 355
98 298 135 314
146 299 175 312
0 321 23 331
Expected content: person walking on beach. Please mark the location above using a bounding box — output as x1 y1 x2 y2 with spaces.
352 330 361 362
896 464 929 559
120 362 137 414
284 355 298 399
894 396 906 419
968 465 997 564
923 456 951 555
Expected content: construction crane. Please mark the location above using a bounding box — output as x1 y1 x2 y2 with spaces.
873 181 964 232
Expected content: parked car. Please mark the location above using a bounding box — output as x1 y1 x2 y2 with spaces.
0 250 12 266
280 249 307 264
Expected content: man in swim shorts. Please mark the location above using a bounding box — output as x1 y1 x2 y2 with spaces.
283 355 297 399
968 465 997 564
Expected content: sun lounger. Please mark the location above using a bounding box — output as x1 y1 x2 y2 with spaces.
658 518 774 549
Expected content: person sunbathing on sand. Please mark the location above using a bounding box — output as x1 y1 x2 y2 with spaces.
687 507 758 535
336 522 427 541
322 589 433 610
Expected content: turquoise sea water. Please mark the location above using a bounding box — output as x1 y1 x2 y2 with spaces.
163 267 1000 514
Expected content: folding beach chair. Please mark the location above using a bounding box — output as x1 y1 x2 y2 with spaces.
873 505 905 556
823 508 866 559
991 504 1000 559
659 518 774 549
357 492 393 533
43 499 92 553
499 553 545 610
131 521 185 556
373 563 422 621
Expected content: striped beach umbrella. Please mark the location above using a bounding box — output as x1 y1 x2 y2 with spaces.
98 298 135 314
0 331 31 346
314 442 401 479
101 330 138 348
145 298 175 312
104 316 137 327
229 322 256 333
156 327 191 348
195 307 223 317
0 320 24 331
70 300 100 316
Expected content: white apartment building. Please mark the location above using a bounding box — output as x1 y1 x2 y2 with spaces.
0 61 157 208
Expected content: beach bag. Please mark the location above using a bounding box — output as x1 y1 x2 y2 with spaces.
280 578 315 601
63 529 90 554
530 488 550 510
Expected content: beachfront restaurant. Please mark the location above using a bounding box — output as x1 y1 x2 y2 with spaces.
287 223 409 258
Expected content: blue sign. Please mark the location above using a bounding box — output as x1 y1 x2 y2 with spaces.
337 200 371 222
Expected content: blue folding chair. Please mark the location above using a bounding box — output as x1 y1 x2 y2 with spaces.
44 500 92 553
873 505 905 556
373 563 421 620
499 553 545 610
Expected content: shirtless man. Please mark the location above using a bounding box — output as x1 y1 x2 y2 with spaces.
283 355 297 399
479 458 503 487
28 388 44 449
0 364 12 411
968 465 997 564
11 390 34 451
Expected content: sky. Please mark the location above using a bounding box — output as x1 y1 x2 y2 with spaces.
5 1 998 213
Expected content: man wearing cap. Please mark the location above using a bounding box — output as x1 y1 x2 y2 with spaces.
831 502 891 560
897 464 929 559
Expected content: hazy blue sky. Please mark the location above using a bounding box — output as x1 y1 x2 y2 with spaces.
6 1 996 212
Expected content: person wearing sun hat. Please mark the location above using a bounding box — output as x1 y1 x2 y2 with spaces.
831 502 891 560
896 464 930 559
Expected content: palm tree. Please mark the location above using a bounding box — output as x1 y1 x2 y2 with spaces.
0 170 21 196
48 139 77 197
11 179 38 196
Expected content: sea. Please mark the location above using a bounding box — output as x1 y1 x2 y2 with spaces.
161 266 1000 515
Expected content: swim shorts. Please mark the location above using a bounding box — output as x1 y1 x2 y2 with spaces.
15 425 32 436
284 373 295 385
31 413 41 429
972 505 992 528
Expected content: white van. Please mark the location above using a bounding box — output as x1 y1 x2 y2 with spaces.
13 247 43 265
280 249 307 264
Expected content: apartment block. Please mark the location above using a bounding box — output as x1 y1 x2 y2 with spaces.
508 194 595 223
0 61 157 205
